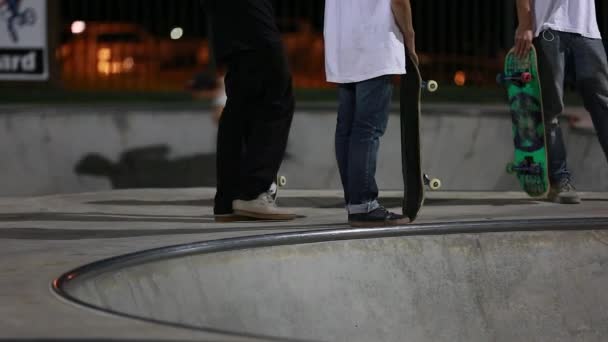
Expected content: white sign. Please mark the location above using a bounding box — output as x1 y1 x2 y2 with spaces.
0 0 47 80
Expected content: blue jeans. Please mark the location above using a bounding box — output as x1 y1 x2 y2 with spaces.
535 30 608 184
335 75 393 214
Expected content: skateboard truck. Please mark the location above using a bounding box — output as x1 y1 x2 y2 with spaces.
497 72 533 86
506 157 543 175
423 174 442 190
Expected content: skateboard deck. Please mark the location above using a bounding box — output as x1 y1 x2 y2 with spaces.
499 46 549 197
400 51 440 222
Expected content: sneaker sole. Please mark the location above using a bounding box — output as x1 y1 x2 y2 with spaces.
233 210 297 221
546 194 582 205
214 215 260 223
559 197 582 205
349 218 411 228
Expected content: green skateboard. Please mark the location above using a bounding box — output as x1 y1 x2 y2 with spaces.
498 46 550 197
401 51 441 222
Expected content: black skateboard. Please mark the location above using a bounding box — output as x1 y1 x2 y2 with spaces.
400 51 440 222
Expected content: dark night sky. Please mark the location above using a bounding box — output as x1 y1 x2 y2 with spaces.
60 0 608 56
60 0 325 36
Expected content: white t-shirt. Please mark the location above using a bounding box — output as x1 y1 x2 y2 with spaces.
534 0 602 39
324 0 406 84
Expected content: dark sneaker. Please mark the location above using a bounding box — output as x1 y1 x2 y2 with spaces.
348 207 410 228
547 178 581 204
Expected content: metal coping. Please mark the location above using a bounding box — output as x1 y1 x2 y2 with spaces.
51 217 608 340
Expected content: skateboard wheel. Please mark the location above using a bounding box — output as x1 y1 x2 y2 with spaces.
506 163 515 174
426 80 439 92
277 176 287 187
429 178 442 190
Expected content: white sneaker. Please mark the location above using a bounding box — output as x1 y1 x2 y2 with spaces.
233 191 296 220
268 182 278 200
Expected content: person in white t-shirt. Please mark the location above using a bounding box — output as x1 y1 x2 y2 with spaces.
324 0 417 227
515 0 608 204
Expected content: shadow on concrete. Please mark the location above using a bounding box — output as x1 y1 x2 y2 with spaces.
75 145 217 189
1 339 208 342
0 212 214 223
75 144 294 190
85 197 542 208
0 224 333 240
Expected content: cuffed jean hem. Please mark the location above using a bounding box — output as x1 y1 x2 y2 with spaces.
347 200 380 214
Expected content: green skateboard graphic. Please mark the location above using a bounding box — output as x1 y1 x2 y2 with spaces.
498 46 550 197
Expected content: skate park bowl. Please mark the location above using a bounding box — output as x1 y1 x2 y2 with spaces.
54 218 608 342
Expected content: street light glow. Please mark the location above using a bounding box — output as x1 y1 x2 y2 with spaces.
71 21 86 34
170 27 183 40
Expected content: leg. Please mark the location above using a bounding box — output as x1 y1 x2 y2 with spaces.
214 62 245 215
335 83 356 205
570 36 608 164
346 75 393 214
239 47 295 200
534 30 571 184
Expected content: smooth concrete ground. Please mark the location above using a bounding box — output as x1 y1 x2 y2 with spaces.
1 188 608 341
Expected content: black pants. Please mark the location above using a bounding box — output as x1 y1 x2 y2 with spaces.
214 46 295 214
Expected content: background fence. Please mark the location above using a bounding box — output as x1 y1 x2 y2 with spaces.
57 0 608 92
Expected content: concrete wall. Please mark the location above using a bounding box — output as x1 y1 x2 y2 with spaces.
0 103 606 196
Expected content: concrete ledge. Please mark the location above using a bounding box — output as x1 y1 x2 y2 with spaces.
2 188 608 340
55 217 608 342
